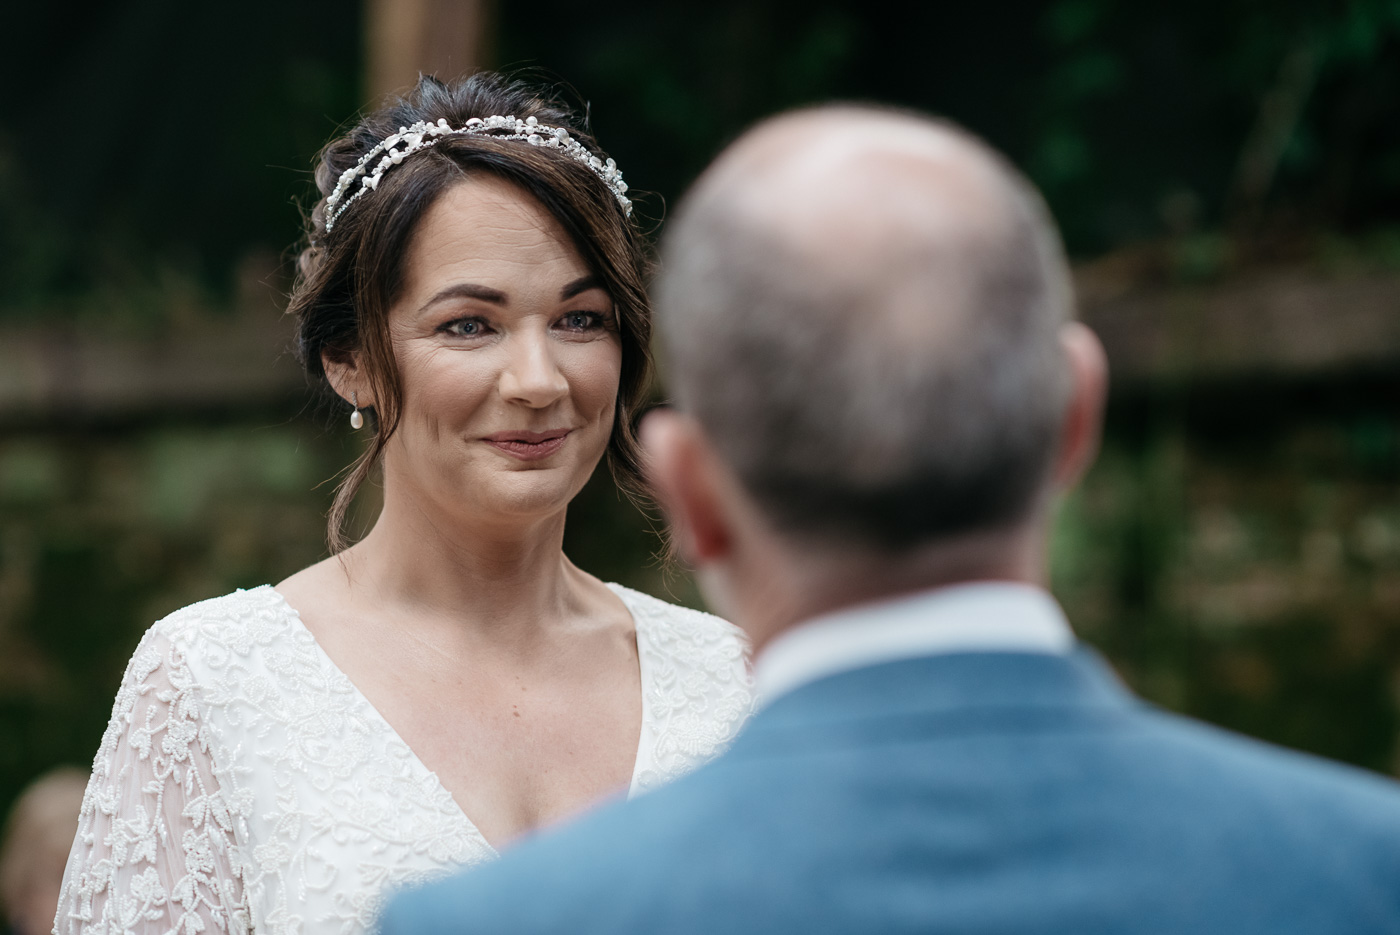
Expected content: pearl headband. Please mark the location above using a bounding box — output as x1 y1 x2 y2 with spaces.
323 115 632 232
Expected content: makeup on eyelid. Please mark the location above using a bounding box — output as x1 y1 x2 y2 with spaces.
436 311 613 339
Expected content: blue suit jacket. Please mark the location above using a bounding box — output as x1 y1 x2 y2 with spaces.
380 650 1400 934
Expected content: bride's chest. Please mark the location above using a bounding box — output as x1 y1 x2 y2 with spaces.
187 623 497 934
365 660 645 849
168 588 751 935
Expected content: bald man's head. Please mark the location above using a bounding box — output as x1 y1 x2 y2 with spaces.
656 106 1074 549
696 109 1020 277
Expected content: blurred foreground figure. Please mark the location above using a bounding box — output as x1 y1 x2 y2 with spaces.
381 107 1400 934
0 769 85 935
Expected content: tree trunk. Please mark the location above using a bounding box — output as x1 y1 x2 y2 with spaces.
365 0 493 103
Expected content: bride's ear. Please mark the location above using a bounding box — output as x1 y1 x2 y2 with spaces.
640 409 734 566
322 349 375 410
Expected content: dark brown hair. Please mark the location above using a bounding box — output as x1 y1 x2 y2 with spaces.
290 72 653 551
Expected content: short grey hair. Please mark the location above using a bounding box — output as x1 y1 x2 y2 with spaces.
655 110 1074 550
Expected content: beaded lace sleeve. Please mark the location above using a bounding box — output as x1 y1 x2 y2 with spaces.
55 626 249 935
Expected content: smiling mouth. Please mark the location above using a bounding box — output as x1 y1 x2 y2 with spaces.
482 429 572 461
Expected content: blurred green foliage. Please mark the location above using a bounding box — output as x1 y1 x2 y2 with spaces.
1056 376 1400 771
3 0 1400 323
0 0 360 319
506 0 1400 253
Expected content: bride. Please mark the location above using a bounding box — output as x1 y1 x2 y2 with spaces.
56 72 753 935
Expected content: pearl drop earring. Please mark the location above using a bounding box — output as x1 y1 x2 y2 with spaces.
350 391 364 430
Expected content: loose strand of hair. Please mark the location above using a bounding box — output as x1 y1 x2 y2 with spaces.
326 437 380 554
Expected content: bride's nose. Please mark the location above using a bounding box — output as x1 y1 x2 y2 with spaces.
498 331 569 408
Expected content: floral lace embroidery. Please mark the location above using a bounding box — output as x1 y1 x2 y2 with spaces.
57 585 753 935
619 585 754 792
57 627 251 935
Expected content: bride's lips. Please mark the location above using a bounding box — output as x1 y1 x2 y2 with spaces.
482 429 572 461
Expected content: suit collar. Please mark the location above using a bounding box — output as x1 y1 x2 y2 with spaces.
736 648 1138 744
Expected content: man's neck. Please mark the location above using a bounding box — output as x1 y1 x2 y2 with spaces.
725 523 1046 656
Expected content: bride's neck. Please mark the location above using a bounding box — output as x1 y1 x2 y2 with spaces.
343 486 578 632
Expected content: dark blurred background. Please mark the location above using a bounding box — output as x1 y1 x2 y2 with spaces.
1 0 1398 840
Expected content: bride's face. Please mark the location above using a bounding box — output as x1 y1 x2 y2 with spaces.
378 175 622 527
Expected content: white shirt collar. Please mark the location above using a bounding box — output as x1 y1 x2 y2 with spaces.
754 581 1075 705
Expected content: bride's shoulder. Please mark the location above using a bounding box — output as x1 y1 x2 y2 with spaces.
607 582 751 666
144 584 299 657
609 584 754 783
106 586 301 722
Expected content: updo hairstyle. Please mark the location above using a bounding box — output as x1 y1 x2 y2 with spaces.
289 72 653 552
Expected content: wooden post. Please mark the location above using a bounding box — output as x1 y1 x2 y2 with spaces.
365 0 492 103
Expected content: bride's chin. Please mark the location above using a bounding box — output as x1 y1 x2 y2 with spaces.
442 473 582 523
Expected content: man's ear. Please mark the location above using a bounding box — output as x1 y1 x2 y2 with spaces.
322 349 372 408
639 409 734 566
1052 321 1109 491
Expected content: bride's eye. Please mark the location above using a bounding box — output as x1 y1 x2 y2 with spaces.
441 317 490 338
558 311 607 332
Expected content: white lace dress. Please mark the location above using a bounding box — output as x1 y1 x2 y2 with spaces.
55 583 753 935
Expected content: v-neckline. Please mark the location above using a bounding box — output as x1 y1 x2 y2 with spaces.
258 582 652 858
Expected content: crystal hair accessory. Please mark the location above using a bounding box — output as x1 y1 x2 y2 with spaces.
323 115 632 231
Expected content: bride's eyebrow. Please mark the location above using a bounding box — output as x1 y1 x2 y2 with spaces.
561 276 605 300
419 277 604 314
418 282 507 313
